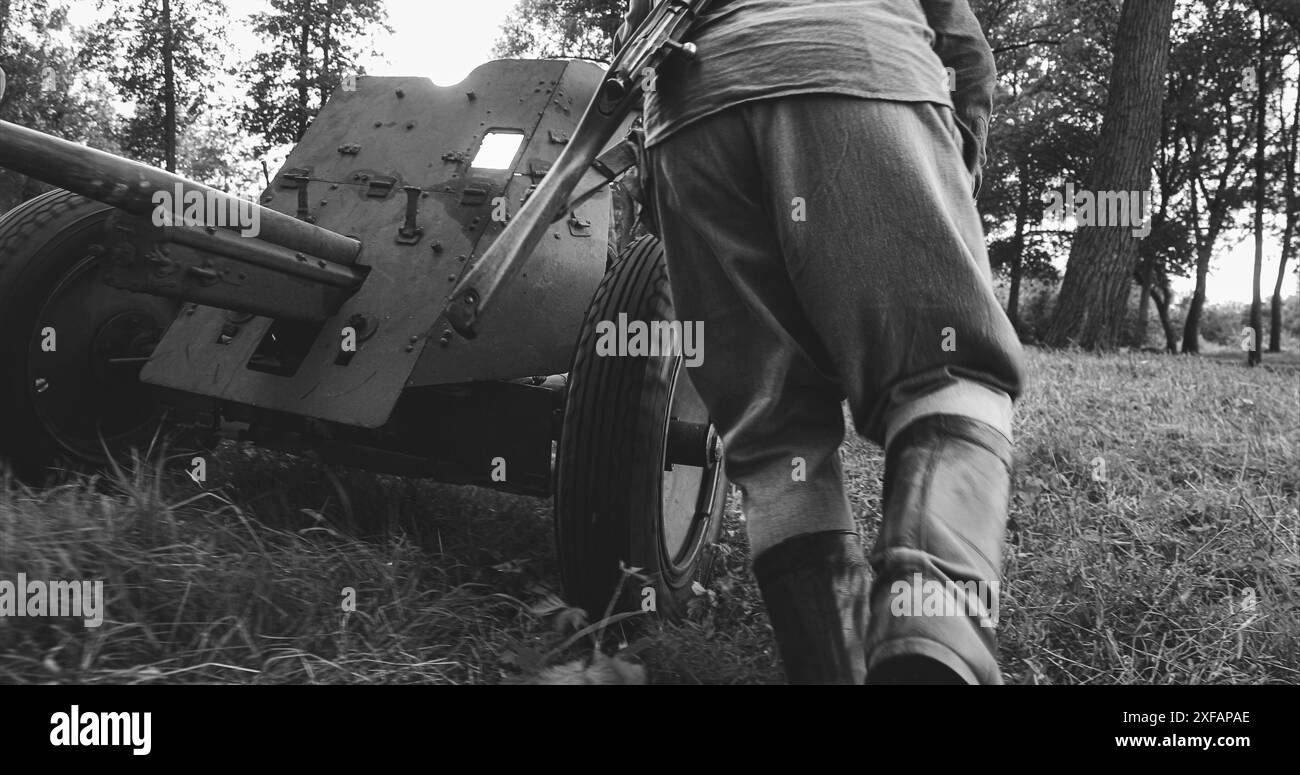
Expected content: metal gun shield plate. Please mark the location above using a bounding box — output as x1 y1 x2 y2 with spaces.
140 59 610 428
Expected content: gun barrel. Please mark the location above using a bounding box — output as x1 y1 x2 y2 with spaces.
0 119 360 266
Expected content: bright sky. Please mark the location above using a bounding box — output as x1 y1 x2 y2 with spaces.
53 1 1298 303
67 0 520 86
370 0 521 85
216 0 523 86
1196 232 1293 307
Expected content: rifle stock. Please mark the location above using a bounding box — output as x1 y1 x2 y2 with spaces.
443 0 714 338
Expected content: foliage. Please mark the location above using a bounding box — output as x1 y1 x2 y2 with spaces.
239 0 390 153
80 0 227 170
491 0 1299 346
493 0 622 60
0 1 121 211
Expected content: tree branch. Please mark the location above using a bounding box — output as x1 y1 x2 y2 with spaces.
992 38 1062 54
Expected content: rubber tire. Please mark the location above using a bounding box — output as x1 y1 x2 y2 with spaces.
0 190 186 482
555 235 727 622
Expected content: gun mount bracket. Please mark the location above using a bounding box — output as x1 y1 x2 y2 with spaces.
278 168 312 187
567 212 592 237
365 176 397 198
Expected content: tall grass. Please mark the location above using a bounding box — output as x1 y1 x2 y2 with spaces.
1 347 1296 683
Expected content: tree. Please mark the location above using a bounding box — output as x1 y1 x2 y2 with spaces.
177 97 264 196
494 0 622 60
0 1 122 211
1 0 12 50
1248 5 1269 365
1171 1 1289 354
1043 0 1177 350
1128 11 1226 356
240 0 389 153
1132 151 1187 352
82 0 226 172
976 0 1113 334
1263 0 1300 31
1269 49 1298 351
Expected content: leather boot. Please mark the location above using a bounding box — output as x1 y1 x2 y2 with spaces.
752 529 870 684
863 414 1013 685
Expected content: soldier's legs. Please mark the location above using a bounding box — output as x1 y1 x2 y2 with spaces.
649 95 1025 684
648 107 869 684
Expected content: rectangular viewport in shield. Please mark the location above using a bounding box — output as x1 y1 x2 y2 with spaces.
246 319 323 377
470 130 525 170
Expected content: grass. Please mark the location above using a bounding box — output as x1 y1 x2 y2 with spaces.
1 345 1297 684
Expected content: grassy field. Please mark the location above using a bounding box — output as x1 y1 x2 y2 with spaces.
1 345 1297 684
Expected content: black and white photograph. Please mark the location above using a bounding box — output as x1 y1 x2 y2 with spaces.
0 0 1296 739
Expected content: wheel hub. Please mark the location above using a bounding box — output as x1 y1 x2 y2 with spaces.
26 254 177 459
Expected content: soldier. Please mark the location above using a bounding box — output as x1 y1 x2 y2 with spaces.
616 0 1026 683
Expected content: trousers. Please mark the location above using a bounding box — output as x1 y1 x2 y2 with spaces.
646 95 1025 557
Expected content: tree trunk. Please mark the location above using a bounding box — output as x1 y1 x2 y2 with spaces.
1135 132 1174 349
1043 0 1176 350
1249 10 1266 366
1181 141 1244 355
1183 242 1212 354
162 0 177 172
1133 257 1152 346
1007 251 1023 333
1150 274 1178 353
1270 46 1299 352
1007 171 1029 332
0 0 11 51
321 0 334 108
297 9 310 140
1270 272 1291 350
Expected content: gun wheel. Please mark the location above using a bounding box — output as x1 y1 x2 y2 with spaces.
555 235 727 623
0 190 194 483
